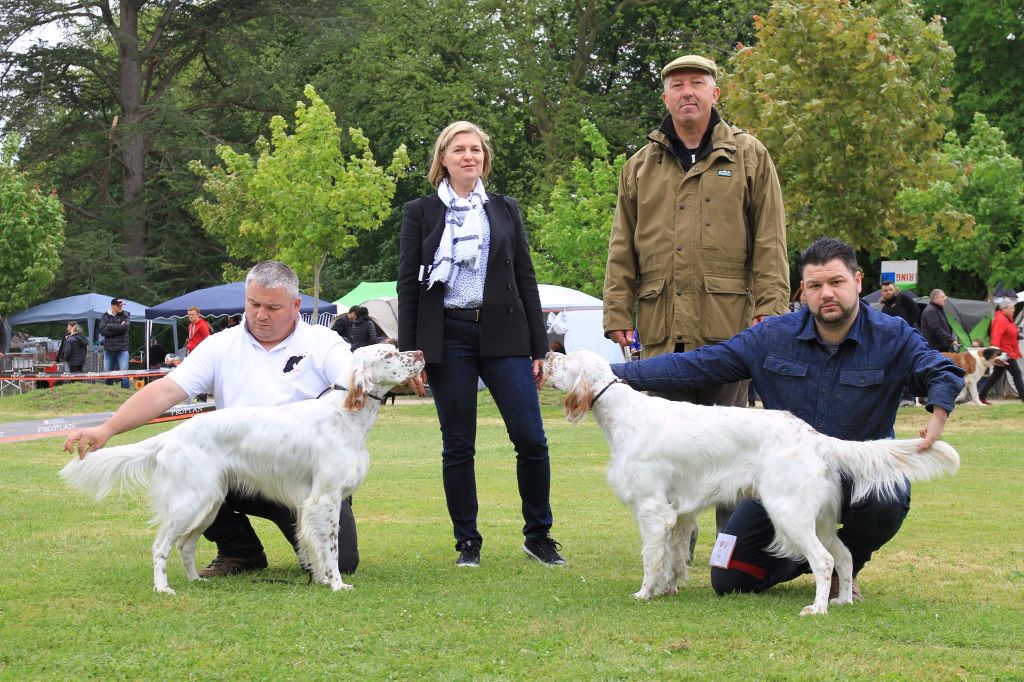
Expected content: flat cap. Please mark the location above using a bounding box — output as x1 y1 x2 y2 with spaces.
661 55 717 80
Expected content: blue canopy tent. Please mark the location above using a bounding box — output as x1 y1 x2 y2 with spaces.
7 293 173 345
146 281 337 319
145 282 338 360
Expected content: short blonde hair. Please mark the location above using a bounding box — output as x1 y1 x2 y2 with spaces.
187 306 201 315
426 121 493 188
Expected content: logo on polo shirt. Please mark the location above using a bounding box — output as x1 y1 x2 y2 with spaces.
283 355 306 373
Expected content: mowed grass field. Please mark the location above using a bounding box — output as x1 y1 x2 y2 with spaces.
0 384 1021 680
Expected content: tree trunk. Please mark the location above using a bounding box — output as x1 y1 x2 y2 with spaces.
118 1 147 281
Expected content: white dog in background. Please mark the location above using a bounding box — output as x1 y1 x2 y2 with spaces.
544 350 960 616
61 344 424 595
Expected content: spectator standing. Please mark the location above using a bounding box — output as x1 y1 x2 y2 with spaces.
878 281 920 328
331 305 359 342
348 307 385 351
920 289 958 352
603 54 790 540
979 300 1024 403
57 321 89 372
98 298 131 388
186 306 212 354
398 120 566 568
0 313 8 357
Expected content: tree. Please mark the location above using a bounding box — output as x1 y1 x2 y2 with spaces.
0 136 65 314
919 0 1024 159
529 120 625 297
899 113 1024 295
725 0 955 253
190 85 409 315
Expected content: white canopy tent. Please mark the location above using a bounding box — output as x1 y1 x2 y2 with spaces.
539 284 624 364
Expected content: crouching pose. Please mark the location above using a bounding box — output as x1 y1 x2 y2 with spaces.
606 238 965 609
63 261 376 584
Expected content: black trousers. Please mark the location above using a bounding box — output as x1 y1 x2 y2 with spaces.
202 491 359 574
709 478 911 595
979 359 1024 401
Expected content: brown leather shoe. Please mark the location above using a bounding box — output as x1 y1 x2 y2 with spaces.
199 552 268 577
829 571 863 602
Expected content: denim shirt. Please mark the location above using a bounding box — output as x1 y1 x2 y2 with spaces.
613 302 965 441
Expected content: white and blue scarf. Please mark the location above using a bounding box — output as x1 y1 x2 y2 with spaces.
428 178 488 290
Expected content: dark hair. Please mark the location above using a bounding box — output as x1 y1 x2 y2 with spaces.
355 306 370 320
799 237 857 275
348 305 360 314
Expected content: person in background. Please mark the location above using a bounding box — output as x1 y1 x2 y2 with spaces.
0 313 8 357
920 289 957 352
186 306 212 354
398 120 566 568
979 300 1024 404
331 305 359 342
878 281 922 406
223 314 241 331
98 298 131 388
347 307 384 351
878 281 920 329
57 321 89 373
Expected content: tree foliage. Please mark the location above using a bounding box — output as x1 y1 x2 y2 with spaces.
899 113 1024 295
190 86 409 314
919 0 1024 160
529 120 625 297
725 0 955 254
0 136 65 314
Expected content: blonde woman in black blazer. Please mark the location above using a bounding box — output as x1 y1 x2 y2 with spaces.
397 121 566 568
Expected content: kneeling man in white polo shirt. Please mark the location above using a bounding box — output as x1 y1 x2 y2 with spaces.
65 260 360 577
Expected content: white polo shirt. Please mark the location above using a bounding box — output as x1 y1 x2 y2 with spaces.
168 317 352 409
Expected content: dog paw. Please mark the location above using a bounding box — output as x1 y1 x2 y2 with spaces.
799 603 828 616
829 596 853 606
632 589 653 601
154 585 176 596
330 582 353 592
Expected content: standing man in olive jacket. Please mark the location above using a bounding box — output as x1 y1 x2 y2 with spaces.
603 54 790 536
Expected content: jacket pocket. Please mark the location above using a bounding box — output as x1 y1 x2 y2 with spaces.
702 274 751 341
636 273 668 346
763 353 809 378
837 369 886 426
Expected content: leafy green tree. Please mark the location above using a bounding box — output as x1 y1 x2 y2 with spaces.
899 113 1024 295
529 120 625 297
919 0 1024 159
725 0 955 253
190 86 409 315
0 137 65 314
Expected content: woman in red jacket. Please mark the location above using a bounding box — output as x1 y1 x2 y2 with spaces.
980 300 1024 403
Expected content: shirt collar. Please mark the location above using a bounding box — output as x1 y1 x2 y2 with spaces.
241 316 302 352
796 301 871 347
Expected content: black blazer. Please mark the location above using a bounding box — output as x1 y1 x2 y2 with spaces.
397 192 548 364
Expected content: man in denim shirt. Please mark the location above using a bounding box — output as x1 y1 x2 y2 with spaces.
613 238 964 600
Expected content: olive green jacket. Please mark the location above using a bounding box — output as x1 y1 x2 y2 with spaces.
603 118 790 358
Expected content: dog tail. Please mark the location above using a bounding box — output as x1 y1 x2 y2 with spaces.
59 435 164 500
821 436 960 502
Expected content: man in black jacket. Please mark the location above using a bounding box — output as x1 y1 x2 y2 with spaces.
920 289 957 352
98 298 131 388
879 281 920 328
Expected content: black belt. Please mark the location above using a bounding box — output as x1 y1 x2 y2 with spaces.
444 308 482 322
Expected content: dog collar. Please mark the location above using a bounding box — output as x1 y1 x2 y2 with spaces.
316 384 388 402
316 384 347 399
592 378 626 405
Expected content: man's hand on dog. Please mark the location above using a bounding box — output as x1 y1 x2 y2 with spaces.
64 426 113 459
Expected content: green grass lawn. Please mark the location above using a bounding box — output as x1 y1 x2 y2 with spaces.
1 386 1021 679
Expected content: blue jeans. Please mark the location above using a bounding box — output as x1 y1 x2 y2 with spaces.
103 350 130 388
426 318 553 548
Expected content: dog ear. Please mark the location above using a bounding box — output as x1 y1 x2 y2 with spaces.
344 368 368 411
563 373 592 423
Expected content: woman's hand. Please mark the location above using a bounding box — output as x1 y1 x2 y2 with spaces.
532 358 545 390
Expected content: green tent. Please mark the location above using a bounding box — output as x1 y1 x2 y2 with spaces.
334 281 397 308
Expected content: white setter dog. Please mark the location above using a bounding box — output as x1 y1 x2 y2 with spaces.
544 351 960 615
61 344 424 595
